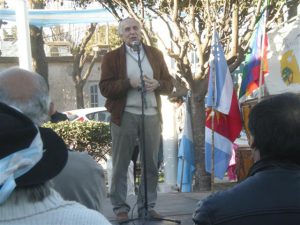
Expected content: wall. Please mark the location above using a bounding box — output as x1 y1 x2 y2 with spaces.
0 56 104 112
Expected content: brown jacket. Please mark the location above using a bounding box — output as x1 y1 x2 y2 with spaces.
99 43 173 126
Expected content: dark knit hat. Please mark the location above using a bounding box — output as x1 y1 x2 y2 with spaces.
0 102 68 186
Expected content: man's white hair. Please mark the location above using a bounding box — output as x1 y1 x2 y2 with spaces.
118 17 141 36
0 68 50 125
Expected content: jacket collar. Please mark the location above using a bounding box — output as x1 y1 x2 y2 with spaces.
248 158 300 177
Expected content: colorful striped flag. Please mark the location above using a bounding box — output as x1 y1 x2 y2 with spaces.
177 94 195 192
205 29 242 179
239 7 269 101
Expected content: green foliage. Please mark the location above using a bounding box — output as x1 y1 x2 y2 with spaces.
43 121 111 162
87 25 122 52
2 26 17 41
97 25 122 49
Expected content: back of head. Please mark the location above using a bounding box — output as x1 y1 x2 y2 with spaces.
248 93 300 163
0 67 50 125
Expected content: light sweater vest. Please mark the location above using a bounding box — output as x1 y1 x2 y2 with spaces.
124 45 158 115
0 189 111 225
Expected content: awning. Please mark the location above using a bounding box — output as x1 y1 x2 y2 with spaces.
0 8 117 27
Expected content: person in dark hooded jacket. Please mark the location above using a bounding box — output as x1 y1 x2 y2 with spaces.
193 92 300 225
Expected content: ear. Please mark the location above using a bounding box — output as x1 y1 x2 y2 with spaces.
252 148 261 162
249 135 256 149
249 135 261 162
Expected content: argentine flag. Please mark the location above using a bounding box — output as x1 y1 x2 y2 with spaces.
177 94 195 192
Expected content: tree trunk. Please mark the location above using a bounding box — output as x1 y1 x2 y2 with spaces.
29 0 48 83
191 78 211 191
230 0 238 59
30 25 48 83
75 81 85 109
70 23 97 109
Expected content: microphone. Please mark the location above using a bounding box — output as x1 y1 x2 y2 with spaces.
131 41 140 52
131 40 147 108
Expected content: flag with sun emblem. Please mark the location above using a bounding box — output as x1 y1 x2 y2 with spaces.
205 29 242 179
265 17 300 94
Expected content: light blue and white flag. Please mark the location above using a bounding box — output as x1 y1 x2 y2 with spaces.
177 94 195 192
205 29 242 179
0 8 116 27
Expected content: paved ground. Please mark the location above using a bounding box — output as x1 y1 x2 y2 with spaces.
102 175 237 224
103 191 211 225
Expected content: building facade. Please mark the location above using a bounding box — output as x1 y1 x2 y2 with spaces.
0 56 105 112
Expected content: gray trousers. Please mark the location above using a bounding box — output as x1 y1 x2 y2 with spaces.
110 111 161 214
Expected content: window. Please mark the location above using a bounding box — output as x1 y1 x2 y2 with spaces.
89 82 106 107
90 84 99 107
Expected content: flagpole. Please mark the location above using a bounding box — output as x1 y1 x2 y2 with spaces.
258 1 268 102
210 28 216 192
15 0 33 70
211 109 215 192
179 93 189 192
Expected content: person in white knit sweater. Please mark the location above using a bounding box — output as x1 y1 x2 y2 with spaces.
0 67 111 225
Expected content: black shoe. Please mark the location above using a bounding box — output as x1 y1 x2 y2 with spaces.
138 209 162 219
116 212 129 222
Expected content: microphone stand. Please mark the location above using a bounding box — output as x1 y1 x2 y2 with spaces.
137 42 150 218
120 43 180 224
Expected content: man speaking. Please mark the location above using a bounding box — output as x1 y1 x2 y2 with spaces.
99 17 173 222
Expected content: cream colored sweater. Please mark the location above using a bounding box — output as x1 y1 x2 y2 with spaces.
125 45 158 115
0 189 111 225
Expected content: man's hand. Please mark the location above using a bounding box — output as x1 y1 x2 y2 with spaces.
129 78 141 89
143 75 160 92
